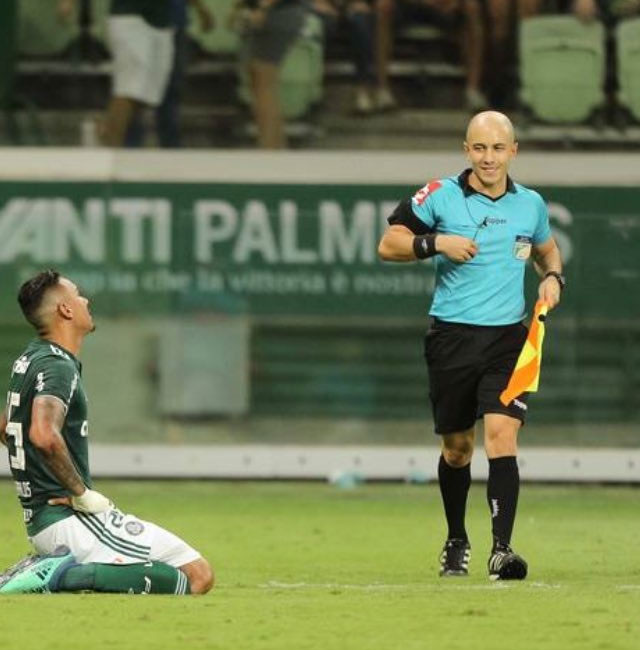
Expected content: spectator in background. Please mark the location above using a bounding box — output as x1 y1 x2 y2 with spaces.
374 0 396 110
312 0 381 115
345 1 379 113
374 0 487 112
126 0 214 148
476 0 540 109
59 0 175 147
232 0 310 149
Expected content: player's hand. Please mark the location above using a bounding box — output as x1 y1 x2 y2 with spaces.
48 489 114 513
435 234 478 263
538 277 561 310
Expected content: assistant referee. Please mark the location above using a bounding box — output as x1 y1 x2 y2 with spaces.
378 111 564 580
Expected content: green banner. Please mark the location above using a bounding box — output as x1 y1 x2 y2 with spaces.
1 181 638 322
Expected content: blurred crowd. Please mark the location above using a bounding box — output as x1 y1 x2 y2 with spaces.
5 0 640 149
314 0 639 117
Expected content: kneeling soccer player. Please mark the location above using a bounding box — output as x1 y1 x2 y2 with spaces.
0 270 213 595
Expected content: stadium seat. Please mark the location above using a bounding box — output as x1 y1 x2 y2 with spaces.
18 0 79 57
189 0 239 55
616 17 640 122
237 13 324 120
519 16 605 123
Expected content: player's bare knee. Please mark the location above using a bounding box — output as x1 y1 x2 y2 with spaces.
180 558 214 595
189 560 214 595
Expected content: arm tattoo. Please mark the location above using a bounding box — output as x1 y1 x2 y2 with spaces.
32 396 85 496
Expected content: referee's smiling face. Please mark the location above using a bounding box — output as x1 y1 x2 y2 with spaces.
463 111 518 197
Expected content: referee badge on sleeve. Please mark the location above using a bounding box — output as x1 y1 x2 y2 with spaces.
513 235 533 260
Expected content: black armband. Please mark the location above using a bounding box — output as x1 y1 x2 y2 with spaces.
388 199 431 235
413 234 437 259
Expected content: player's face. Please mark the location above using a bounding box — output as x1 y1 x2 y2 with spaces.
464 124 517 192
59 278 95 334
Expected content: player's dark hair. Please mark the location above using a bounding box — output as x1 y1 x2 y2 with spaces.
17 269 61 334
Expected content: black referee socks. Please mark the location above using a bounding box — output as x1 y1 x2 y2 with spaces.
438 455 471 542
487 456 520 548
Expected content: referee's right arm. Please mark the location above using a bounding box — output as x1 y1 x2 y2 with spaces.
378 200 478 263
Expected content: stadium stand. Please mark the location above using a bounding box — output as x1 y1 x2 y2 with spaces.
616 16 640 122
519 15 606 123
8 1 640 147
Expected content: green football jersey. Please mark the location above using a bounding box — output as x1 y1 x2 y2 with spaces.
4 338 92 536
110 0 172 29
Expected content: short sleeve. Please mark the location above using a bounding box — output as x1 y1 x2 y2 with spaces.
410 180 443 230
33 357 79 411
532 191 552 245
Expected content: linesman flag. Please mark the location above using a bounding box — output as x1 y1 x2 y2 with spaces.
500 300 549 406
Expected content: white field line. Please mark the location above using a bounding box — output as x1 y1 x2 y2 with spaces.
616 585 640 591
259 581 563 591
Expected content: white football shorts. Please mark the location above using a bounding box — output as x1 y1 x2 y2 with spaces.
108 15 174 106
29 508 201 568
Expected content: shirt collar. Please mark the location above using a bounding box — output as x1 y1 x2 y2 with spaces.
457 168 517 199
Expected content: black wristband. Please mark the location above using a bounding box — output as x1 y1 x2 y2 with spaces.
413 234 437 259
544 271 565 291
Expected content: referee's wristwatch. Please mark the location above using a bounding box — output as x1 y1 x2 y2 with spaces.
544 271 566 291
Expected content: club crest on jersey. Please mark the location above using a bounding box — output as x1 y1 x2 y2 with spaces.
413 180 442 206
12 356 30 375
125 521 145 536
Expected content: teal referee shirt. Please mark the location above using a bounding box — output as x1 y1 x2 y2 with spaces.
410 169 552 326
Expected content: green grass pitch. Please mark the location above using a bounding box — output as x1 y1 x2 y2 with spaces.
0 480 639 650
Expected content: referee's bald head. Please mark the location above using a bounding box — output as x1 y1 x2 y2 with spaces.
465 111 516 145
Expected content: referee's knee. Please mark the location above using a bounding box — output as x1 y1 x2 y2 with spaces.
441 431 475 466
442 447 473 467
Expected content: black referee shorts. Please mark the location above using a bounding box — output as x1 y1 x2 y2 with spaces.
424 318 529 435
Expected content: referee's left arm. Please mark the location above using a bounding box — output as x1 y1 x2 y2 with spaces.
533 237 563 309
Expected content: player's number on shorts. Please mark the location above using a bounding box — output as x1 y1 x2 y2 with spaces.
5 391 26 471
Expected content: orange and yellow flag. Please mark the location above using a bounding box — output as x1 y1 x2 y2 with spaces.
499 300 549 406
